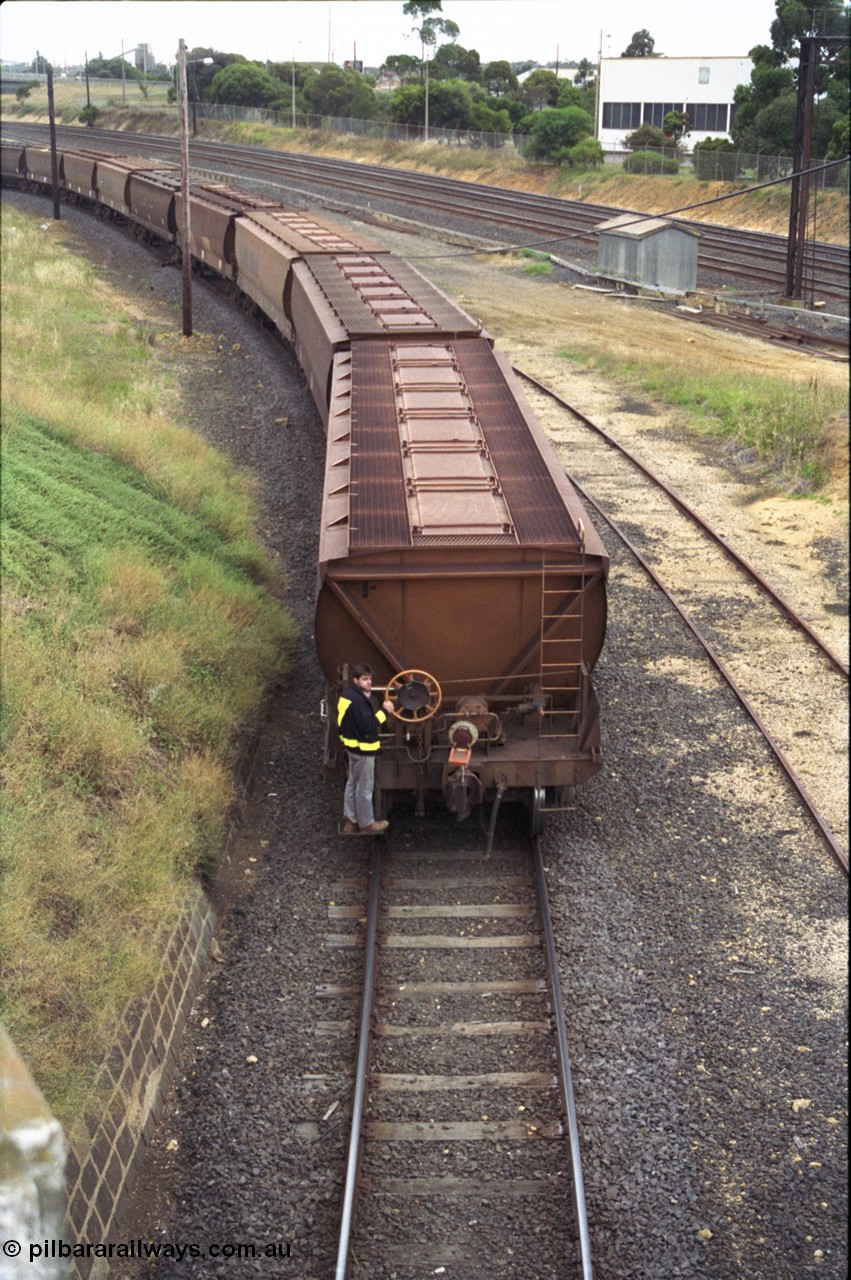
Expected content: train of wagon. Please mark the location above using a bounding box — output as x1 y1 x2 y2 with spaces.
2 137 609 833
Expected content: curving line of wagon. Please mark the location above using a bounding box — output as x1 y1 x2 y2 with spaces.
2 131 611 833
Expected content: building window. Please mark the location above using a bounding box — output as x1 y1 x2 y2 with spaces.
699 66 710 84
642 102 685 129
692 103 729 132
602 101 642 130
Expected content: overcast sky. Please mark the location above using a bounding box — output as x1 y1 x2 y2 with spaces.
0 0 779 71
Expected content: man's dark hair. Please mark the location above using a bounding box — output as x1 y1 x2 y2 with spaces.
352 663 373 679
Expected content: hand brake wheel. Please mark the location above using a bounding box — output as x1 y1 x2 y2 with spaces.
387 669 442 723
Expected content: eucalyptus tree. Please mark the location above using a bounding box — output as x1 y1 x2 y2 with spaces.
402 0 460 138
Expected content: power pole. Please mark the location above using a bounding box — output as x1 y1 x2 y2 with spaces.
785 26 849 300
46 62 61 220
785 36 817 299
178 39 193 337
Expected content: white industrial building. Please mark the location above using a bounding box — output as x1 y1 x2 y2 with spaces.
596 56 752 151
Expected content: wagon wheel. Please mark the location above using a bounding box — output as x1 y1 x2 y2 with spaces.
531 786 548 837
387 669 442 724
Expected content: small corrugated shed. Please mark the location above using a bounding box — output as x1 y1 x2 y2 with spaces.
596 214 699 293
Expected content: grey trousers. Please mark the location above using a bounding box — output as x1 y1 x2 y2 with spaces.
344 752 376 828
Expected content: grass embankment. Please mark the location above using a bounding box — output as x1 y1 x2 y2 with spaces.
555 336 846 492
0 207 295 1128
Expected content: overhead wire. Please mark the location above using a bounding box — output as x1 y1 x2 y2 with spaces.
404 155 850 260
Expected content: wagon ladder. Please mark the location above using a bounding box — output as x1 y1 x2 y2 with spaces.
538 531 587 739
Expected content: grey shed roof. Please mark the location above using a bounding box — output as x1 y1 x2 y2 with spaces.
596 214 700 239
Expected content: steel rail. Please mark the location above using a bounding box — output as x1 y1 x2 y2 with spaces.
532 835 594 1280
569 479 849 875
172 140 851 298
335 839 382 1280
6 124 848 301
513 367 849 680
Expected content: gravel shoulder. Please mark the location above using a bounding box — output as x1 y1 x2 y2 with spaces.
6 190 846 1280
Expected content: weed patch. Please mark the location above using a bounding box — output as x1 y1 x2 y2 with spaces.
0 207 295 1128
556 342 845 491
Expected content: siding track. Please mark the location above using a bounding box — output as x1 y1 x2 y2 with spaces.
6 123 849 306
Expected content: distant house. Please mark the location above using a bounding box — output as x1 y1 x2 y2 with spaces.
597 56 751 151
516 66 578 84
374 72 401 93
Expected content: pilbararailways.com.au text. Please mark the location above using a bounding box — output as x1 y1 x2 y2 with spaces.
9 1238 292 1264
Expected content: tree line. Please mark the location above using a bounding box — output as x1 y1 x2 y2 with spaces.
31 1 849 167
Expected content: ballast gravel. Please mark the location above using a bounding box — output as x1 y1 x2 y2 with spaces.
5 187 846 1280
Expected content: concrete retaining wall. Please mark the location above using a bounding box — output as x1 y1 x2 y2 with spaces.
1 1028 68 1280
1 889 216 1280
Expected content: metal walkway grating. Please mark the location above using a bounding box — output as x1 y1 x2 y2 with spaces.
349 343 411 549
453 342 580 546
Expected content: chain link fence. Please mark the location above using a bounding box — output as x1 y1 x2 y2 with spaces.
188 101 524 152
46 93 849 191
612 144 846 190
692 146 847 190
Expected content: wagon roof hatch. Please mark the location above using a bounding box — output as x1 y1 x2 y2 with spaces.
344 339 581 550
305 253 482 337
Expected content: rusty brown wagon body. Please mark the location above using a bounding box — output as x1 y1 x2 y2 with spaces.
292 250 483 427
13 144 608 824
2 143 25 184
20 146 60 187
234 214 388 357
126 170 180 239
61 151 98 201
316 333 608 826
92 158 157 218
176 184 282 281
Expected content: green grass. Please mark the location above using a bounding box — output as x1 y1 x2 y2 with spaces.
556 342 846 492
0 206 295 1129
518 249 553 278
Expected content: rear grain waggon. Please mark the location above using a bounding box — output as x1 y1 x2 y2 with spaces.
316 333 608 831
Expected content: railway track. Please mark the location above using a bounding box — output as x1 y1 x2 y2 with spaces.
5 123 849 305
9 155 842 1280
514 369 849 872
324 825 592 1280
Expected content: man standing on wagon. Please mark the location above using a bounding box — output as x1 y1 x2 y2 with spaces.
337 663 394 834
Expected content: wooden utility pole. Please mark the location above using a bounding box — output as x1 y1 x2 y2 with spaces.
785 36 817 299
46 63 61 220
785 26 849 300
178 39 193 336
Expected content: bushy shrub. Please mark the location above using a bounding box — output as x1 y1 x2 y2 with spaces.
623 123 667 151
524 106 595 162
565 137 605 169
78 105 101 127
623 149 679 174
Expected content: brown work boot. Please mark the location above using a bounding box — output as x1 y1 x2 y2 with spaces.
342 818 358 835
359 820 389 834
